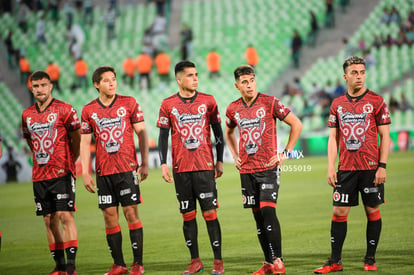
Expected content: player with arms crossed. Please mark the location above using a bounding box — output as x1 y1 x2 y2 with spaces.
22 71 80 275
80 66 149 275
157 61 225 275
314 56 391 274
225 65 302 275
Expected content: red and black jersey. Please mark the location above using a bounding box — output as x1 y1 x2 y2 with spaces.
81 95 144 176
226 93 290 174
328 89 391 171
22 99 80 182
157 91 221 173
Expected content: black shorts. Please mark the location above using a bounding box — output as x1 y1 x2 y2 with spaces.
173 170 218 214
333 170 384 207
240 167 280 208
96 171 141 209
33 173 76 216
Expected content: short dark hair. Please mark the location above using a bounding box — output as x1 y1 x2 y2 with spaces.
175 61 195 76
30 71 51 82
234 65 255 81
92 66 116 89
343 56 365 73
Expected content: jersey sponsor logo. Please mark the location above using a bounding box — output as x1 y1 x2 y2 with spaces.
120 188 131 196
91 108 126 154
261 183 274 190
56 193 69 199
26 113 58 165
199 192 214 199
337 105 370 151
171 106 206 151
363 187 378 194
234 108 266 156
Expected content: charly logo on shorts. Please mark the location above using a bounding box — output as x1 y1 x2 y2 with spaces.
333 191 341 202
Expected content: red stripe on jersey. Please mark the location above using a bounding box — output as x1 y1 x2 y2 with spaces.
332 214 348 222
106 224 121 235
367 210 381 221
128 221 143 230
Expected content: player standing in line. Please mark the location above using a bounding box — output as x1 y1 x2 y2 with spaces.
314 56 391 274
224 65 302 275
21 71 80 275
80 66 149 275
157 61 225 275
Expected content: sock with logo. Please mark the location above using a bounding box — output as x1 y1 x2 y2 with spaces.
129 222 143 265
203 211 222 260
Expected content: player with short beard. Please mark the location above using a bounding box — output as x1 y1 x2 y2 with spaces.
22 71 80 275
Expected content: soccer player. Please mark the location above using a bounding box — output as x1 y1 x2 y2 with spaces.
157 61 225 275
80 66 149 275
224 65 302 275
314 56 391 274
21 71 80 275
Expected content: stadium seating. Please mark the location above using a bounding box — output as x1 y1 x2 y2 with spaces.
1 0 413 149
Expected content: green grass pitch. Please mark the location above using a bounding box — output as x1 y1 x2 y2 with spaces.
0 151 413 274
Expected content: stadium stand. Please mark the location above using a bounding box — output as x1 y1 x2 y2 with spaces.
0 0 413 152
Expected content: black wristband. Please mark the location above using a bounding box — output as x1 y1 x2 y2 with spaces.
283 149 290 158
378 162 386 169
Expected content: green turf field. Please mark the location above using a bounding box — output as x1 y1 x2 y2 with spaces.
0 151 413 274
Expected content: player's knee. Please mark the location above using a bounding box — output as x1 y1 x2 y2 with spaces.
123 206 139 224
182 210 196 221
58 211 75 223
202 210 217 221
